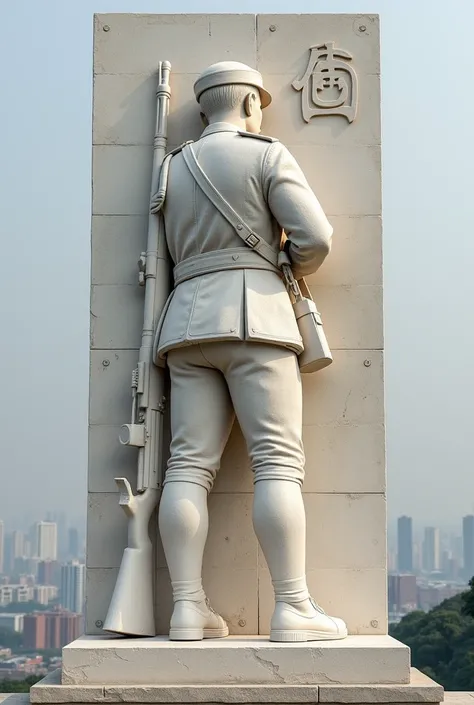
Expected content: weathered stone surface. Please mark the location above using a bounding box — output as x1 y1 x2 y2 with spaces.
61 635 409 686
257 14 380 75
319 668 443 702
94 14 256 75
31 669 104 703
32 669 321 703
29 665 444 704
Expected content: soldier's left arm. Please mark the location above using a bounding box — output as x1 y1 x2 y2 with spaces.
262 141 333 279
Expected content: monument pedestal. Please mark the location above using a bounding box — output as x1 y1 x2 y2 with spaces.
29 636 443 705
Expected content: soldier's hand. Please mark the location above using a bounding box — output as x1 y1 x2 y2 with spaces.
150 193 162 214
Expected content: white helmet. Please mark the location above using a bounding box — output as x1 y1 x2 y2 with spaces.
194 61 272 108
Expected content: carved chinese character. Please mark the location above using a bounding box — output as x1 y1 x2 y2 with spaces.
292 42 358 123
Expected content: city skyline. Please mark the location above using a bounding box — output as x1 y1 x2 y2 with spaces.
0 516 85 579
390 514 474 583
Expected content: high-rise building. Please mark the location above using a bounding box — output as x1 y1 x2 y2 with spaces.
397 516 413 573
34 585 58 605
463 515 474 580
38 560 60 587
12 556 39 580
36 522 57 561
23 538 32 559
4 531 28 574
68 528 79 560
388 573 417 613
11 531 25 560
23 610 82 649
60 562 85 614
0 521 4 574
422 527 440 573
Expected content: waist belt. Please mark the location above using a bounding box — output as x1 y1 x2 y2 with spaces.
173 248 280 286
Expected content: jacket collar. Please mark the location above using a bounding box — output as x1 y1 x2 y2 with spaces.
201 121 241 137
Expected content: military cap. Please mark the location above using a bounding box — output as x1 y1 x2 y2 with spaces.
194 61 272 108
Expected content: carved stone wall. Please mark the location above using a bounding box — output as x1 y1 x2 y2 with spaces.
87 13 383 636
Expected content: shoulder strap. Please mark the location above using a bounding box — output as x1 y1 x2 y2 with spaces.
152 141 194 212
181 143 279 268
237 130 278 143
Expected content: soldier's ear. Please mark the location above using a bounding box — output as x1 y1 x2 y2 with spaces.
244 93 253 118
200 112 209 127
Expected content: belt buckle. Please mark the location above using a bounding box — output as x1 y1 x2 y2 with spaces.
246 233 260 248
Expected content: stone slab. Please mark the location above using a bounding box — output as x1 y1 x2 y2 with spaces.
88 421 386 495
256 14 380 75
89 10 385 641
32 670 322 703
90 215 383 288
89 282 383 351
61 635 410 686
318 668 443 702
94 14 256 75
30 667 443 703
91 144 381 218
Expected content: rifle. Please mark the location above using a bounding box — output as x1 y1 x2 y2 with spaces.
103 61 172 637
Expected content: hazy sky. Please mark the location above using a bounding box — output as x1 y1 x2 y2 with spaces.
1 0 473 533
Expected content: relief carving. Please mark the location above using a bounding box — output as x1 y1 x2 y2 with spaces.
293 42 358 123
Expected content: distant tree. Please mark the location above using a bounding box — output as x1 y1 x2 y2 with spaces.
390 591 474 690
462 577 474 618
0 627 22 650
0 675 41 692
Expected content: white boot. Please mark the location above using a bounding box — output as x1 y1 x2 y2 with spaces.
169 598 229 641
270 598 347 642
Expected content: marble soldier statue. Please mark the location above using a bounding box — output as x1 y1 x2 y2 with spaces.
151 61 347 642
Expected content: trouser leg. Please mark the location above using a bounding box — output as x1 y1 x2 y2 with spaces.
212 342 309 604
159 346 234 604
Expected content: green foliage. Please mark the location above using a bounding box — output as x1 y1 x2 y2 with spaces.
0 675 41 692
390 587 474 690
462 577 474 619
0 627 22 650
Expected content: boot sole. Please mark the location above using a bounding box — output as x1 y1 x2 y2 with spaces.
169 626 229 641
270 629 348 642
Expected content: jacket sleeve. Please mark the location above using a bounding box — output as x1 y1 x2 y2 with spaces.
262 141 333 279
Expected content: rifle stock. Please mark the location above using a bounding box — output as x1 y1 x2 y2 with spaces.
103 62 172 637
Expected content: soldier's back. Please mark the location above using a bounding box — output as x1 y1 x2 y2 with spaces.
163 125 279 265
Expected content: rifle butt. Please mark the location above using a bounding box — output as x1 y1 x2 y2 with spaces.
103 544 156 637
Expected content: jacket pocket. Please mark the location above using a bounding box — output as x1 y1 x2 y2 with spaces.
158 278 200 353
187 271 244 339
244 270 303 351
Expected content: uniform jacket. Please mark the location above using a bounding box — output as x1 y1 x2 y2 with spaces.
155 122 333 359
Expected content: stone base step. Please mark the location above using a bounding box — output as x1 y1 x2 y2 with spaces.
29 667 443 704
60 635 411 686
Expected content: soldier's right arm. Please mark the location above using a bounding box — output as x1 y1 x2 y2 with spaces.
263 142 333 279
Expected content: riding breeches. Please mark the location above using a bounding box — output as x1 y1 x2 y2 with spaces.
164 341 305 492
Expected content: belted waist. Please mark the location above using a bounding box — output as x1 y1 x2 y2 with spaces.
173 248 280 286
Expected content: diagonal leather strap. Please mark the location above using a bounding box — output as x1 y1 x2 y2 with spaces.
182 143 279 268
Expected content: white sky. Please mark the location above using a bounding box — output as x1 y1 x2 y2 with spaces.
1 0 473 533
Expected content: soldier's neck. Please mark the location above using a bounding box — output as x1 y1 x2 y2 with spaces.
208 114 247 130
